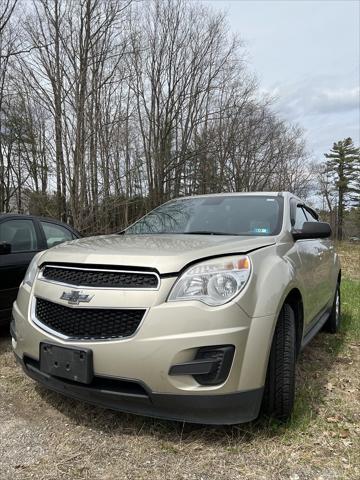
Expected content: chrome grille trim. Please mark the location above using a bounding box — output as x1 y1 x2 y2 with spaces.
38 264 160 291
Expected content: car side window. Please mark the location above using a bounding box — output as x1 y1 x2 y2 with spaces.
294 206 308 229
41 222 74 248
304 208 318 222
0 219 38 252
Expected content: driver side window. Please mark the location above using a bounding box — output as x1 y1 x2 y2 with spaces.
304 208 318 222
0 219 38 252
294 206 308 229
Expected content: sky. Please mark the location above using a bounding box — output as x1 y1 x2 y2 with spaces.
203 0 360 162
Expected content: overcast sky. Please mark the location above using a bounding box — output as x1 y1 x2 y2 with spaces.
204 0 360 162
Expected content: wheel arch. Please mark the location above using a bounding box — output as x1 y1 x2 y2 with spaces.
282 288 304 356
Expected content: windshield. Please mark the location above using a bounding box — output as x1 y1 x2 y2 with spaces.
124 195 283 236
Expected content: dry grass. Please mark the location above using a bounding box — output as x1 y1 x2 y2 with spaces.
336 242 360 281
0 246 359 479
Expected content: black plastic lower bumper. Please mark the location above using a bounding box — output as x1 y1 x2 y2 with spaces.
16 354 264 425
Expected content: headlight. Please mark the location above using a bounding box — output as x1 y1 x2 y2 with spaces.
23 252 43 286
168 256 251 306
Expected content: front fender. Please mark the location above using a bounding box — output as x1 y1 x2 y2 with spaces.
237 244 303 318
235 244 304 390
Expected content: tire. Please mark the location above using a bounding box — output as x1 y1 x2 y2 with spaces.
261 303 296 422
324 283 341 334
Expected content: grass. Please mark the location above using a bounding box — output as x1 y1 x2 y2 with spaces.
336 241 360 281
290 278 359 426
285 244 360 439
0 243 359 479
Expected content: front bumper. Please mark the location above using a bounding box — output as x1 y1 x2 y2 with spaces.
12 278 275 424
15 353 263 424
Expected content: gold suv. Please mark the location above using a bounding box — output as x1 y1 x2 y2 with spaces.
11 192 340 424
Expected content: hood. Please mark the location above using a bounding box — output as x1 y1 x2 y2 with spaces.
39 234 276 274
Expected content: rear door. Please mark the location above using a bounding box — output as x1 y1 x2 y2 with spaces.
0 218 42 321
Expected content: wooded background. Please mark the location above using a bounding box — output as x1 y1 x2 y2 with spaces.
0 0 359 237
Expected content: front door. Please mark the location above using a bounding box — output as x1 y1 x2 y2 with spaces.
292 205 328 328
0 218 41 322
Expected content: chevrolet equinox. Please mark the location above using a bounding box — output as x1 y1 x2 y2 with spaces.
11 192 341 424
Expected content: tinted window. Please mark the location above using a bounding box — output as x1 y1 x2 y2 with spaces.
0 219 38 252
125 196 283 236
294 207 308 229
41 222 73 248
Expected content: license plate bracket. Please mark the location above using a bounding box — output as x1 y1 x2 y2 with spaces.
40 343 93 384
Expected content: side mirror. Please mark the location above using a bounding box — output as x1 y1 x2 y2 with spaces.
0 242 12 254
292 222 332 241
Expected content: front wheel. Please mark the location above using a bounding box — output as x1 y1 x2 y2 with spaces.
261 303 296 422
324 284 341 334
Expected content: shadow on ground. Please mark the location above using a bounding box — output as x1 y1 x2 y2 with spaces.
0 325 11 360
0 323 10 338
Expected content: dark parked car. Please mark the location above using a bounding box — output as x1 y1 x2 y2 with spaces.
0 214 80 325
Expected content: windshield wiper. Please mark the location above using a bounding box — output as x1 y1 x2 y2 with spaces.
184 231 239 236
119 231 240 236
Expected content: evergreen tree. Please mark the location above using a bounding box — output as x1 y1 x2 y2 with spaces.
324 138 360 240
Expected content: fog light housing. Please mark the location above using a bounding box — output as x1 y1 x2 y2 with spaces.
194 345 235 386
169 345 235 386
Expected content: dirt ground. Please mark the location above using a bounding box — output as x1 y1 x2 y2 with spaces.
0 248 359 479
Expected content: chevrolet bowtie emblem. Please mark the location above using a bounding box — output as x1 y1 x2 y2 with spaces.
60 290 94 305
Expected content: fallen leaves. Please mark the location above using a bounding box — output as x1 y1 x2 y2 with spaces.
325 415 340 423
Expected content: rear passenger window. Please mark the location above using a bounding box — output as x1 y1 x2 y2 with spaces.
0 219 38 252
294 207 308 229
41 222 73 248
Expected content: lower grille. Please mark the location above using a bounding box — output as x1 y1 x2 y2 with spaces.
35 298 145 340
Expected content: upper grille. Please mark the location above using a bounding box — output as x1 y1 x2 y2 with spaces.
35 298 145 340
41 266 159 289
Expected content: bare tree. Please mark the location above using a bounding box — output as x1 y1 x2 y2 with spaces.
0 0 20 210
1 0 314 233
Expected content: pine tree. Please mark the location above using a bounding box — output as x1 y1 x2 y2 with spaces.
324 138 360 240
